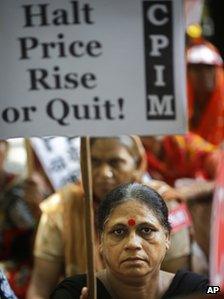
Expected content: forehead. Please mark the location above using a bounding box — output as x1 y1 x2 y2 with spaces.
106 200 161 227
91 139 133 159
188 64 215 72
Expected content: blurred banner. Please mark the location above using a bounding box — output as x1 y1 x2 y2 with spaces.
210 152 224 291
31 137 80 190
0 0 187 138
168 203 192 234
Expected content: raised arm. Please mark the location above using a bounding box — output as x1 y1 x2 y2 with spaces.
27 193 65 299
27 257 63 299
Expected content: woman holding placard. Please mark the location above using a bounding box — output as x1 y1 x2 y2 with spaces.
51 183 208 299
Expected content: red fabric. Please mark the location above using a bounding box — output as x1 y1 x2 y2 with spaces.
0 229 33 298
0 229 27 260
6 263 31 299
0 173 33 298
146 133 218 186
187 41 224 145
0 172 16 192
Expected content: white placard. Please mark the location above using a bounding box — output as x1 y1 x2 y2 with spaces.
31 137 80 190
0 0 187 138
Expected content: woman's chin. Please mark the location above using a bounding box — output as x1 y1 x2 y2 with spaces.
117 266 150 279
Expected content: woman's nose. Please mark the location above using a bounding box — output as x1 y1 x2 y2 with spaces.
124 232 142 250
98 164 113 179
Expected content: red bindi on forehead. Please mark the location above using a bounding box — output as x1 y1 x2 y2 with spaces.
128 218 136 226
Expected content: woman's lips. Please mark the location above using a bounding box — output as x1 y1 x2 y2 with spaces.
122 257 146 263
95 182 115 191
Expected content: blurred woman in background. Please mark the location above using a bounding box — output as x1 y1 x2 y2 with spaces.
187 36 224 146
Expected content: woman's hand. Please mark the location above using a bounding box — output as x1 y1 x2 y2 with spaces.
79 287 88 299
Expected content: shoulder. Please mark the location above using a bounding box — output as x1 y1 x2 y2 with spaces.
164 270 209 298
175 269 209 289
36 183 84 236
146 179 182 203
54 274 87 291
40 183 84 214
50 274 87 299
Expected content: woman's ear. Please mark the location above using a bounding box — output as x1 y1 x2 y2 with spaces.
165 233 171 251
99 243 103 255
99 235 104 255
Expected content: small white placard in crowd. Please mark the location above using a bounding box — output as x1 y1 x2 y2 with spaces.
31 137 80 190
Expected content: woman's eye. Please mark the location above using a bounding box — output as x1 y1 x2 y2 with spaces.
140 227 153 235
112 229 125 236
109 159 120 168
91 158 100 166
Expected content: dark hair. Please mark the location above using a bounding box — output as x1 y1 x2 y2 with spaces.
97 183 171 234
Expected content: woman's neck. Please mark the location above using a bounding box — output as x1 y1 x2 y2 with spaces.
190 90 212 129
101 269 173 299
194 89 212 109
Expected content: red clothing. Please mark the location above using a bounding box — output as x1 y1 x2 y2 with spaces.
188 68 224 145
187 40 224 145
0 171 16 192
146 133 219 186
0 173 34 299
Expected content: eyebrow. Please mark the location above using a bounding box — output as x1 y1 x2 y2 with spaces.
109 221 157 228
137 222 158 229
109 223 127 228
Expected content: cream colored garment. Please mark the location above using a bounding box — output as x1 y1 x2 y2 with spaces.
34 183 104 276
34 191 64 262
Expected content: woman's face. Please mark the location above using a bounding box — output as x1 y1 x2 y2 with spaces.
91 139 138 200
100 199 170 279
188 64 216 94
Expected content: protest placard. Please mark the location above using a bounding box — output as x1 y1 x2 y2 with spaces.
0 0 187 138
31 137 80 189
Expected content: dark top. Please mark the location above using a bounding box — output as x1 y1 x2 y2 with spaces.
50 270 209 299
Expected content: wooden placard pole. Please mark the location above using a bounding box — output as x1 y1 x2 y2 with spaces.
80 136 97 299
24 138 34 178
